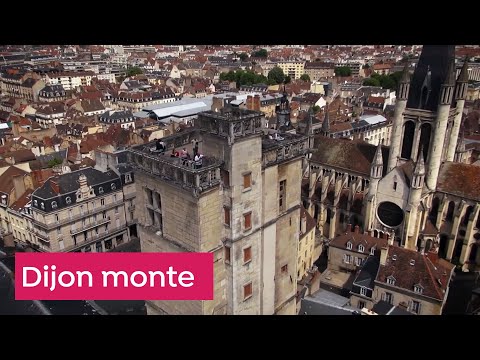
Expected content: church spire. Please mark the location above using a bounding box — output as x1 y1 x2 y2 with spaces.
371 142 383 179
458 57 469 83
439 57 456 105
412 145 425 189
321 103 330 134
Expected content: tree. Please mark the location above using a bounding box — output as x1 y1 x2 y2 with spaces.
252 48 268 58
219 70 269 88
311 105 321 114
238 53 248 61
379 75 396 90
284 75 292 84
362 64 370 69
267 67 285 84
47 158 63 168
126 66 143 77
334 66 352 77
300 74 311 82
363 78 381 87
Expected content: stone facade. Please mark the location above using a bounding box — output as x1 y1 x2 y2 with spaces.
131 106 309 315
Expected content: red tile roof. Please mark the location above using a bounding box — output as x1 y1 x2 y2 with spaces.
376 246 454 301
437 162 480 201
330 230 388 253
10 189 33 212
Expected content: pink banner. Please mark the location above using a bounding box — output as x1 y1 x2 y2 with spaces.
15 252 213 300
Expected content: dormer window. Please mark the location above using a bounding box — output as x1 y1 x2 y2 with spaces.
387 276 396 286
414 285 423 294
358 244 365 253
77 194 82 200
34 200 38 206
111 183 116 190
346 241 352 250
51 201 57 209
65 197 71 204
370 247 376 255
41 202 45 210
99 187 104 194
125 173 132 183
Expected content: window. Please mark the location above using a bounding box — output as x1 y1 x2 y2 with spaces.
346 242 352 250
34 200 38 206
224 246 231 263
243 282 252 300
243 246 252 263
360 287 367 296
57 227 61 235
414 285 423 294
41 202 45 210
101 198 105 206
125 173 132 183
387 276 396 286
281 264 288 274
358 300 366 309
384 292 393 304
96 242 103 253
99 187 104 194
370 247 376 255
113 194 117 202
111 183 116 190
244 212 252 231
393 182 397 191
355 257 363 266
115 206 119 214
50 201 57 209
358 244 364 253
343 254 352 264
59 239 64 250
55 214 59 222
224 207 230 226
411 300 421 314
279 180 286 212
243 172 251 189
103 211 107 219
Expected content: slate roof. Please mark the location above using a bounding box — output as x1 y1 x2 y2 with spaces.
310 137 389 176
352 256 380 289
33 167 119 199
372 300 411 315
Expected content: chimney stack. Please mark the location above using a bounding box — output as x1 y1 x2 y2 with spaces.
246 95 253 110
354 225 360 234
50 178 60 194
380 246 388 266
253 94 261 111
12 175 26 200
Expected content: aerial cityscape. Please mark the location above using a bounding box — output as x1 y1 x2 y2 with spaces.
0 44 480 315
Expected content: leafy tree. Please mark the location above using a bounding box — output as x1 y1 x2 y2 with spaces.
47 158 63 168
312 105 321 114
363 78 381 87
252 48 268 58
334 66 351 77
362 64 370 69
300 74 311 82
267 67 285 84
379 75 396 90
126 66 143 77
238 53 248 61
284 75 292 84
219 70 269 88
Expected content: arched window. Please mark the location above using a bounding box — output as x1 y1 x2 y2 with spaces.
99 187 104 194
41 202 45 210
66 197 71 204
51 201 57 209
346 241 352 250
358 244 364 253
111 183 116 190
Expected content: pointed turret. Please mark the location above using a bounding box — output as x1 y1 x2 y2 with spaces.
439 57 456 105
401 62 411 83
321 103 330 135
458 57 469 83
371 142 383 179
397 62 411 101
445 58 456 86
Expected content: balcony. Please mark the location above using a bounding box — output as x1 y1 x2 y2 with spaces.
261 132 309 168
70 217 111 235
32 199 125 230
129 143 223 197
61 225 127 253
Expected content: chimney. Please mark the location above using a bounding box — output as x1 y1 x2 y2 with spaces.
253 94 261 111
386 233 394 246
50 178 60 194
347 223 352 232
354 225 360 234
380 246 388 266
12 175 26 200
246 95 253 110
426 250 439 264
301 212 307 234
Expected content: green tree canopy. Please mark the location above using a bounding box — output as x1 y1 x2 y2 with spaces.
267 67 285 85
126 66 143 77
312 105 321 114
252 48 268 58
363 78 381 87
300 74 311 82
334 66 351 77
284 75 292 84
219 70 269 87
238 53 248 61
47 158 63 168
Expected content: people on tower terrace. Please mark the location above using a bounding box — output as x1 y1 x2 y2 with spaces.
148 138 204 169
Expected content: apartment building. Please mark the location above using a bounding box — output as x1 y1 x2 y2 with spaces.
30 167 133 252
275 60 305 80
115 88 176 112
0 71 45 102
45 71 94 90
304 62 335 81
